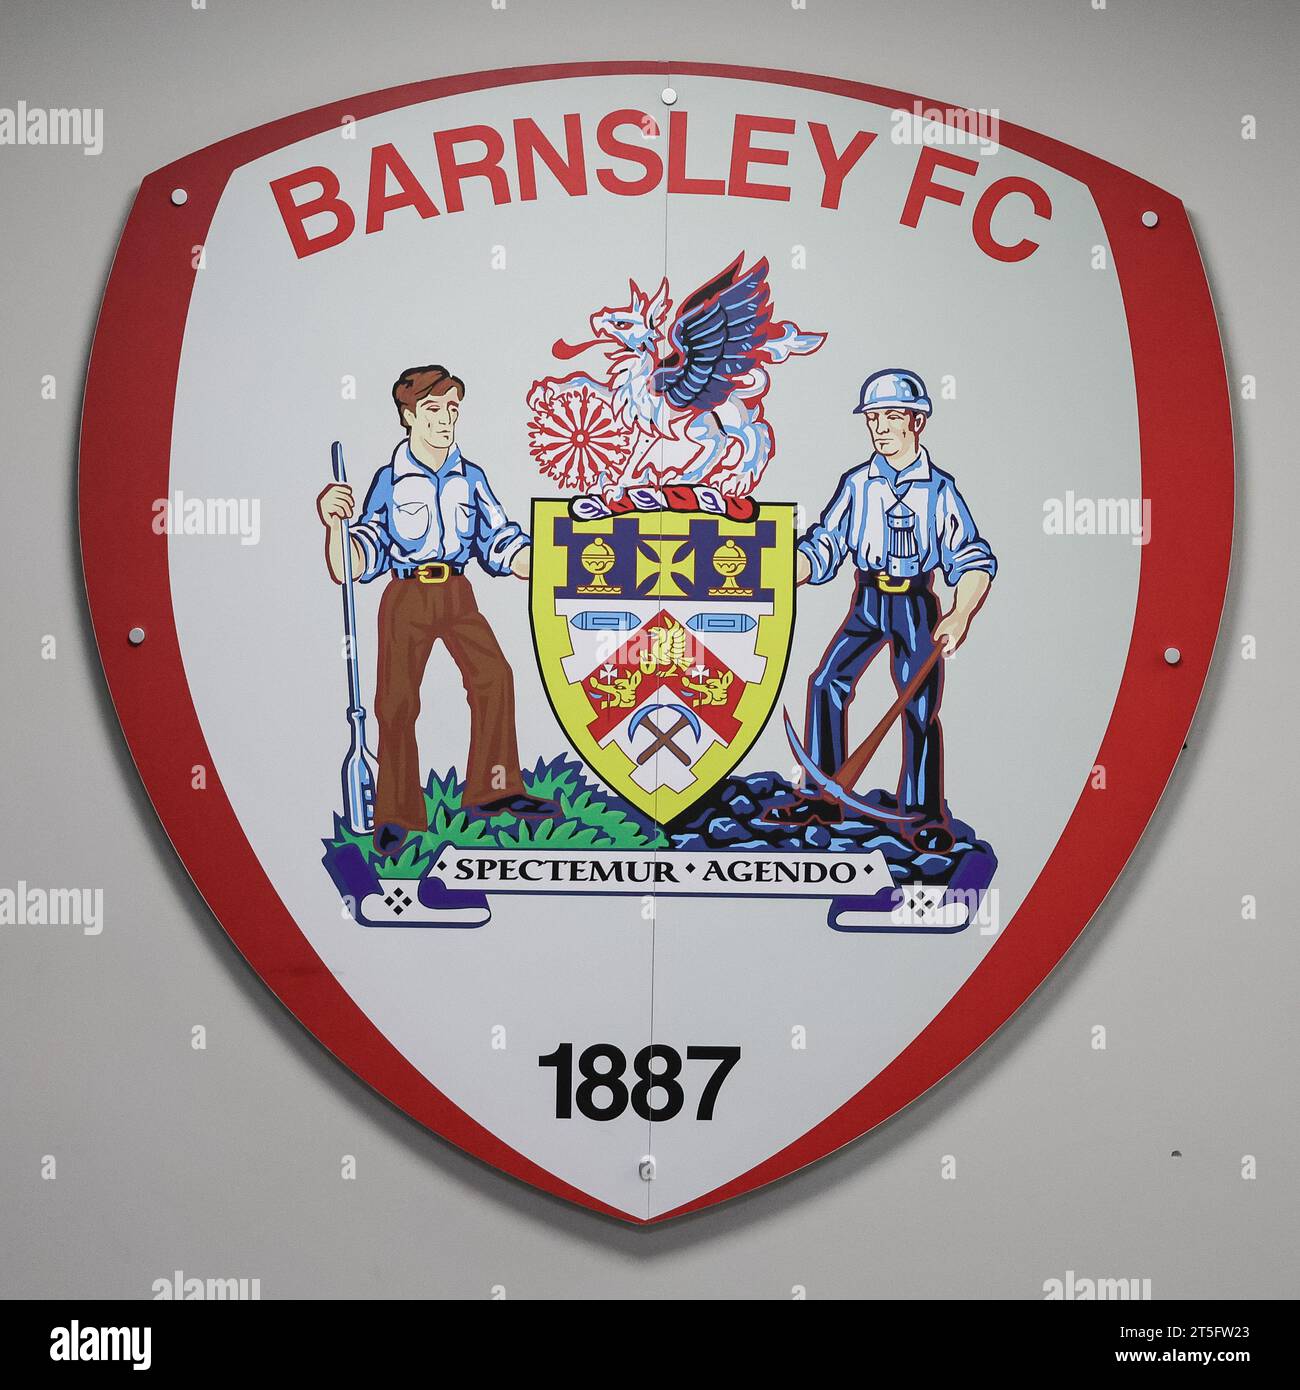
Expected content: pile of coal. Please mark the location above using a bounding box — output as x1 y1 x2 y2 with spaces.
669 771 986 885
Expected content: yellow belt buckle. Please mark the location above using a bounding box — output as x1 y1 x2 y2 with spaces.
877 571 909 593
417 562 450 584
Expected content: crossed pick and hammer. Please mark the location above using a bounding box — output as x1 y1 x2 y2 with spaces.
628 702 701 765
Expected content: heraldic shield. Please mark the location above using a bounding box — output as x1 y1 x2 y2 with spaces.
531 500 795 824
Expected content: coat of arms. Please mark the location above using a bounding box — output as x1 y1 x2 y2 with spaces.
529 497 794 823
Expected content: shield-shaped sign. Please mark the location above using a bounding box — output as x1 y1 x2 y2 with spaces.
80 63 1232 1222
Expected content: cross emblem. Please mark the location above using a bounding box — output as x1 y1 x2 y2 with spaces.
635 539 695 598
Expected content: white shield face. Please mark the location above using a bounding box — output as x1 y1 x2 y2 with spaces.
83 66 1228 1220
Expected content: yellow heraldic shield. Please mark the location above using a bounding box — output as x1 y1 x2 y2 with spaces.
530 500 795 823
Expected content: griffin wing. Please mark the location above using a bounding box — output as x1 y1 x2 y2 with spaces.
668 624 689 667
652 254 773 412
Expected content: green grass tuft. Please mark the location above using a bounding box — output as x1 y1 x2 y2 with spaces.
327 754 667 877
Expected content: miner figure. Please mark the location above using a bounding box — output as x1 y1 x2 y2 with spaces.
316 365 557 856
769 369 997 829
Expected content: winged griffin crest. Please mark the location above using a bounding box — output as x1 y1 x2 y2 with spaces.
525 254 825 498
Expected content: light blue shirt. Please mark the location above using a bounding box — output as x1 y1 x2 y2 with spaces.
350 441 528 581
799 447 997 586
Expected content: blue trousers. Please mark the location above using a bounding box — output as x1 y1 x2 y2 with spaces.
806 578 945 820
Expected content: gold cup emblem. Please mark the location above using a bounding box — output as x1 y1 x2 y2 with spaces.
709 538 752 597
578 536 620 594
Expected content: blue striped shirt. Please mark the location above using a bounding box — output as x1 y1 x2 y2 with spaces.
799 448 997 586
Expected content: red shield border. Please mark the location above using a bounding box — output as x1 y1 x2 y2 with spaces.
78 62 1233 1223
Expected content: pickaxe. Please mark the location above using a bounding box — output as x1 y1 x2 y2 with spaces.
629 702 701 766
784 645 945 827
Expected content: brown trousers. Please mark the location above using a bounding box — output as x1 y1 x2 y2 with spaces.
374 574 524 832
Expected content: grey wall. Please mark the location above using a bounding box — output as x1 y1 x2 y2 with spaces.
1 0 1294 1298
